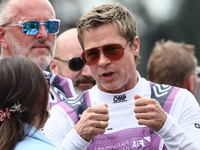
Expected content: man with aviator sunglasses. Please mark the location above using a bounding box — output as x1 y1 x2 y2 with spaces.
50 28 96 94
0 0 76 109
44 3 200 150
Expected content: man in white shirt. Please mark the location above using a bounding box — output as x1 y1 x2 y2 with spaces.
44 3 200 149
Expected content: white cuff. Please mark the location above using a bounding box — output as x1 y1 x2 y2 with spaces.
60 126 90 150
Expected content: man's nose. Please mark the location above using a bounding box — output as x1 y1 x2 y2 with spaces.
98 50 111 67
36 24 48 40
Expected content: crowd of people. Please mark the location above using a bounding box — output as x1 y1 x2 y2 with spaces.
0 0 200 150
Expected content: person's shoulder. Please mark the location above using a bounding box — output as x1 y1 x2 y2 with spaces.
43 70 73 85
44 71 76 105
176 88 194 97
175 88 197 102
60 91 88 105
170 87 199 110
15 134 60 150
52 90 88 109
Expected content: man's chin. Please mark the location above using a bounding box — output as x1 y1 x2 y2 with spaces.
27 55 51 70
75 86 93 94
75 88 85 94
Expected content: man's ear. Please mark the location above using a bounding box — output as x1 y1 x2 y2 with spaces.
186 75 195 95
49 59 57 74
132 36 140 56
0 27 8 49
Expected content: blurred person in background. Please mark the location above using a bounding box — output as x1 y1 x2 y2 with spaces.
195 66 200 104
50 28 96 94
0 0 76 109
147 40 199 98
0 56 60 150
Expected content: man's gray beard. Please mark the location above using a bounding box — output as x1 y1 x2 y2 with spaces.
7 30 55 70
26 53 51 70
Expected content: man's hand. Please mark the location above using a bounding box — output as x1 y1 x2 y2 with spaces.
75 103 109 142
134 94 167 132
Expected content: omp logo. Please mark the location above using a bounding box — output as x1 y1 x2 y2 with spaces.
113 94 127 103
194 123 200 129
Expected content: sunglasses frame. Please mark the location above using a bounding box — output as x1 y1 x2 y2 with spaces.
81 41 131 66
3 19 61 35
54 57 85 71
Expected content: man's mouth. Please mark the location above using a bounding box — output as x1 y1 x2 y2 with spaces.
78 81 94 86
74 77 96 87
103 72 114 77
33 44 48 49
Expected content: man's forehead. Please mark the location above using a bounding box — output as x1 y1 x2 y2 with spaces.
10 0 55 21
61 41 82 58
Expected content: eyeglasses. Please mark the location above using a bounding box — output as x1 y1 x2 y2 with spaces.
81 41 131 66
54 57 85 71
3 19 60 35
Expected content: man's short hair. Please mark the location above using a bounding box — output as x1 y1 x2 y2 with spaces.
147 39 197 87
77 3 140 64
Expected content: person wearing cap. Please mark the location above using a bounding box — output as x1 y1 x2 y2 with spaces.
50 28 96 94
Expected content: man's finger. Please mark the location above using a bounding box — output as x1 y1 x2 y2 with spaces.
87 113 109 121
134 98 156 106
135 113 155 120
134 105 155 113
86 105 109 114
134 94 142 100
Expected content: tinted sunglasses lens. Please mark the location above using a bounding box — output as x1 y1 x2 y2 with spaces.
69 58 85 71
82 49 99 66
45 20 60 34
104 44 124 60
22 21 40 35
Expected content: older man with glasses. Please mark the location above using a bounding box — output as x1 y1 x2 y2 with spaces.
0 0 76 109
50 28 96 94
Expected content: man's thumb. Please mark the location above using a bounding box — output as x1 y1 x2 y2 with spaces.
103 103 108 108
134 94 142 100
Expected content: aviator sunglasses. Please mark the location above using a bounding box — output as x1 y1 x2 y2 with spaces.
3 19 60 35
81 41 131 66
54 57 85 71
